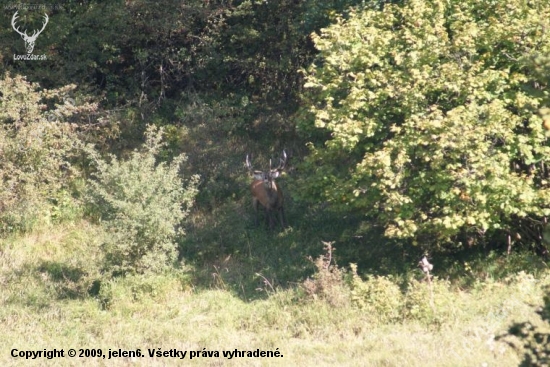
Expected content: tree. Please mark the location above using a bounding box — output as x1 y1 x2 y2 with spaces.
298 0 550 249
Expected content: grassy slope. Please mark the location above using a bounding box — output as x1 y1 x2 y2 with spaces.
0 221 543 366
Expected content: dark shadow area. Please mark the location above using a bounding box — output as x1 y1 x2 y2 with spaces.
36 260 93 300
3 260 96 311
178 192 426 302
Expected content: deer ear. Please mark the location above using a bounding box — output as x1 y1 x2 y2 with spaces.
253 172 264 181
271 171 280 179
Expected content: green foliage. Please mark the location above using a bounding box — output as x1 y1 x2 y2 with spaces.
350 263 402 323
96 271 191 310
48 189 84 224
439 250 550 288
299 0 550 248
0 73 93 234
86 125 199 275
1 1 366 134
350 265 458 326
402 278 454 325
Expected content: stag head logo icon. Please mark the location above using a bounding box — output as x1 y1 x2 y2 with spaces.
11 11 49 54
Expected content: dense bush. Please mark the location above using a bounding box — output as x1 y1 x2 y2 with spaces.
86 125 199 275
298 0 550 250
349 262 457 325
0 73 95 234
350 264 403 323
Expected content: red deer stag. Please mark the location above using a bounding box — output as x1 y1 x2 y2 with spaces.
245 150 287 229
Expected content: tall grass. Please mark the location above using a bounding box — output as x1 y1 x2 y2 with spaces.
0 221 545 366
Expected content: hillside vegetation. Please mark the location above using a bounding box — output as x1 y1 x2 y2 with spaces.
2 0 550 365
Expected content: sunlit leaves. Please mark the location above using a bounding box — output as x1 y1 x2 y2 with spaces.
299 0 550 247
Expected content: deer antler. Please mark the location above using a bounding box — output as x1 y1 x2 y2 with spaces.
277 150 287 170
245 154 253 172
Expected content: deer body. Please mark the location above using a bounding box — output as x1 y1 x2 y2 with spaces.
246 151 287 229
250 176 285 229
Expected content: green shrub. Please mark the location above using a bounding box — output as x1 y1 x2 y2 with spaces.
0 73 94 234
350 266 457 326
403 277 455 325
86 125 199 275
350 263 403 323
48 189 84 224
